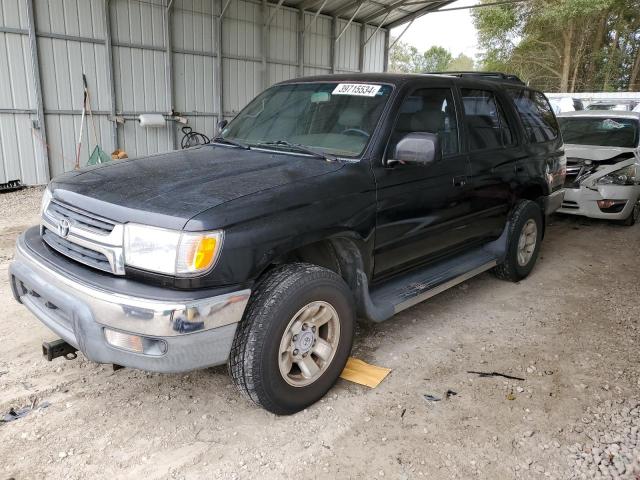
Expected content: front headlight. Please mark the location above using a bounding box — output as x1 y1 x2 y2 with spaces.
124 224 223 276
40 187 52 215
597 164 638 186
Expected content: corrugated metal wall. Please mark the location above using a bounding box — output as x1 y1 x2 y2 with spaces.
0 0 388 185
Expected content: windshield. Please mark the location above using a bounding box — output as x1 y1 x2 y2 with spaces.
221 82 393 157
558 117 639 148
587 103 634 111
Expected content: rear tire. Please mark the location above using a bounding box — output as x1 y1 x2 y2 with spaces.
228 263 355 415
493 200 543 282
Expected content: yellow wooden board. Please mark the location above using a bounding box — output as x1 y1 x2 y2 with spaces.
339 357 391 388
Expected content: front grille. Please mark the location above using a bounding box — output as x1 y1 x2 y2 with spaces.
42 227 112 273
48 200 115 234
564 158 597 188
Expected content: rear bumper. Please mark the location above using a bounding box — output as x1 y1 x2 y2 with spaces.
543 189 565 215
9 229 250 373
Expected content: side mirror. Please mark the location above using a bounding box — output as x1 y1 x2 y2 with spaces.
388 132 441 166
217 119 228 132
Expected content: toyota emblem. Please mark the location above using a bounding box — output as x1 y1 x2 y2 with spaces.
57 218 71 238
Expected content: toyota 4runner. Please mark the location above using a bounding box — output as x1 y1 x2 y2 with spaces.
10 72 565 414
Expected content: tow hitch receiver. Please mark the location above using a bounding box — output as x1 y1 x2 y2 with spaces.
42 339 78 361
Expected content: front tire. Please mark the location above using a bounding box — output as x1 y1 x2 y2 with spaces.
619 200 639 227
493 200 543 282
228 263 355 415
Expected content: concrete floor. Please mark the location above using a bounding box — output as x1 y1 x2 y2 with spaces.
1 187 639 479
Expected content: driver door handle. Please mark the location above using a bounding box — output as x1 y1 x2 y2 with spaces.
453 175 467 187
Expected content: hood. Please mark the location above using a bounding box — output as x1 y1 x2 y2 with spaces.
564 144 638 162
51 145 344 229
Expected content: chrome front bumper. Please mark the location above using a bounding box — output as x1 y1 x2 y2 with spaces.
10 231 250 372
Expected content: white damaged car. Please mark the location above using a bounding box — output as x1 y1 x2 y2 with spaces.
557 111 640 226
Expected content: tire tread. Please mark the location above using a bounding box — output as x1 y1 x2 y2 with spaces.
492 200 542 282
228 263 351 414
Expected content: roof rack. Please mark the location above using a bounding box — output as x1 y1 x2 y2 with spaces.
430 71 526 85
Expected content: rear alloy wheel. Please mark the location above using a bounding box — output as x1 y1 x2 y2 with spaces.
228 263 354 415
516 219 538 267
493 200 543 282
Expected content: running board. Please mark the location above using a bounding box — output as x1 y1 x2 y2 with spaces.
357 244 504 323
393 258 496 313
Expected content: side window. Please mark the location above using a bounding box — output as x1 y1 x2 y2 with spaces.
461 88 515 151
507 89 559 143
391 88 459 157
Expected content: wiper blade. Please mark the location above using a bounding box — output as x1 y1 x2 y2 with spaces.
212 136 250 150
258 140 337 162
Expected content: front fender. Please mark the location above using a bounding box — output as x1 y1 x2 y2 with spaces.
185 163 377 287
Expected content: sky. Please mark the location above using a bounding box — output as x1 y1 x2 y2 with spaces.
390 0 480 60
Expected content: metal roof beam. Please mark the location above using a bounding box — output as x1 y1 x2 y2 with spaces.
265 0 286 26
332 0 364 18
388 17 413 49
220 0 233 18
298 0 322 10
385 0 454 29
361 0 412 24
302 0 329 36
335 1 365 43
363 10 390 46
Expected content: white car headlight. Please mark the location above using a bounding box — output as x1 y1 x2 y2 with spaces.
124 224 223 276
597 164 638 186
40 187 53 215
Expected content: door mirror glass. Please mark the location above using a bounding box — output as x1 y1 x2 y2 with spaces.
217 119 228 133
390 132 441 166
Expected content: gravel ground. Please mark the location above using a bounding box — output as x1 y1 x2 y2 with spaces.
1 187 639 479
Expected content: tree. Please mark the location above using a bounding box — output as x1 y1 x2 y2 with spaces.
473 0 640 92
447 54 475 72
422 46 453 72
389 40 419 73
389 41 465 73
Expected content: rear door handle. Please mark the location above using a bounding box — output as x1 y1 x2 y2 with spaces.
453 176 467 187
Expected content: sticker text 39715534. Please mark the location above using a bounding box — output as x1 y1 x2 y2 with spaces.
332 83 382 97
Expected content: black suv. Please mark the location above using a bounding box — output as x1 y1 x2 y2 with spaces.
10 73 565 414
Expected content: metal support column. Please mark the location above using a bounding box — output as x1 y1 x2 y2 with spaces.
215 2 225 125
383 28 390 72
261 0 269 89
163 0 176 148
297 8 304 77
358 22 366 72
103 0 119 150
25 0 50 181
330 16 337 74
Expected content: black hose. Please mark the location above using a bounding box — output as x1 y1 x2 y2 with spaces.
180 126 210 149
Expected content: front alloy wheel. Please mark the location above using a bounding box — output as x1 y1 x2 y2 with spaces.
278 301 340 387
228 263 355 415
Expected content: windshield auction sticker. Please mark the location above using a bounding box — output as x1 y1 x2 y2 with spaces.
332 83 382 97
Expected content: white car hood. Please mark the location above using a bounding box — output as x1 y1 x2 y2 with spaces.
565 144 638 162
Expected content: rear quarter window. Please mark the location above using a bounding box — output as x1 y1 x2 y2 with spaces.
507 89 559 143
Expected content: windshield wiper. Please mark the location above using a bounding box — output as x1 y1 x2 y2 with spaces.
212 136 250 150
257 140 337 162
